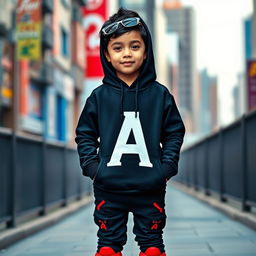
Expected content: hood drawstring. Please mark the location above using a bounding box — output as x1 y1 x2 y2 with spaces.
120 80 139 120
120 82 124 120
135 80 138 118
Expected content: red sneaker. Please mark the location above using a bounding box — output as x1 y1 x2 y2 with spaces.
139 247 166 256
95 247 122 256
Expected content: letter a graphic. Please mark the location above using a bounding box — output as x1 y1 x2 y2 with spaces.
151 224 158 230
107 112 152 167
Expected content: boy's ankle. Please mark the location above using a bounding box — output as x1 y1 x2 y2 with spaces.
95 247 122 256
139 247 166 256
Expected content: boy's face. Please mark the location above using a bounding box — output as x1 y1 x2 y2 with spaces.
105 30 147 84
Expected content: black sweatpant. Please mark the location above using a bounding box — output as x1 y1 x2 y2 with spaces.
93 187 166 253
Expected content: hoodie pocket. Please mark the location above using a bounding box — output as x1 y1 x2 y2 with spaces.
94 156 166 191
157 159 168 180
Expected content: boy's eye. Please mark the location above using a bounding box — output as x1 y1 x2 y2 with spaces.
113 46 122 51
132 45 140 49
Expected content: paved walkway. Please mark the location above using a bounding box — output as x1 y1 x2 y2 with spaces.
1 184 256 256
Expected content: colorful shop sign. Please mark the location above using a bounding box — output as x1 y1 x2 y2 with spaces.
83 0 107 77
16 0 42 60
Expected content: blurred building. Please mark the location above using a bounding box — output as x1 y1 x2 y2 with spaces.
199 70 212 135
244 16 253 60
232 73 246 119
243 16 253 114
0 0 86 146
195 69 218 137
162 0 196 133
17 0 55 137
252 0 256 58
208 76 218 132
243 0 256 112
193 69 201 135
166 33 179 100
233 85 240 119
49 0 82 143
119 0 155 43
155 1 169 91
0 0 16 128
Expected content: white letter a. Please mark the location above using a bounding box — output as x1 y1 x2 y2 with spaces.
107 112 152 167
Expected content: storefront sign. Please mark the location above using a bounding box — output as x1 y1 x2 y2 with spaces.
19 60 43 134
16 0 42 60
83 0 107 77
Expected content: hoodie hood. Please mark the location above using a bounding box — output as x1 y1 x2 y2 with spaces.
100 17 156 120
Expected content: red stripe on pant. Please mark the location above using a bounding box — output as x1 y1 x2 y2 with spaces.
97 200 106 211
153 202 163 213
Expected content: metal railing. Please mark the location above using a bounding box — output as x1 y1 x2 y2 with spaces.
176 109 256 212
0 128 92 228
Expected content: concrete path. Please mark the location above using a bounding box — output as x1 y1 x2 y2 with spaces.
1 184 256 256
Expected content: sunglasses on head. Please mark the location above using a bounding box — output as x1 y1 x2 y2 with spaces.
102 17 141 36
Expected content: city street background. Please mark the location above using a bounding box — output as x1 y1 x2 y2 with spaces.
0 0 256 255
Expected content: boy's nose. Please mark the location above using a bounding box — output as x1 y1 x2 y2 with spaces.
123 48 132 57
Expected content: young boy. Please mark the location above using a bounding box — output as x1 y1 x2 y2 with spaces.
75 8 185 256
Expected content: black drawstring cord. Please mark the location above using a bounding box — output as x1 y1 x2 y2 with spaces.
120 80 139 120
135 80 138 118
120 82 124 120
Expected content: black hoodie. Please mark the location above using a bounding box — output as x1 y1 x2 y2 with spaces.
75 17 185 194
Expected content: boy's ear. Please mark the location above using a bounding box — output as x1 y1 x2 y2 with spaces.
105 50 111 62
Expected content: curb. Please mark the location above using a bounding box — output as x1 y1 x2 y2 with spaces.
0 196 93 249
172 182 256 231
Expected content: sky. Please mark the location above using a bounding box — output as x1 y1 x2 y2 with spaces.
158 0 253 126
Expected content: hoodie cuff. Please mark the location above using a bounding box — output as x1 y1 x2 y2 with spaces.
161 161 178 180
82 161 99 180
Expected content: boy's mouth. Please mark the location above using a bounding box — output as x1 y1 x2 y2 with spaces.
121 61 135 66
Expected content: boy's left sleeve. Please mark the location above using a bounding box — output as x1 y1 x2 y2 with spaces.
160 91 186 180
75 92 100 180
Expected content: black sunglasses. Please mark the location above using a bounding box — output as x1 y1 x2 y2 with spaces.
102 17 141 36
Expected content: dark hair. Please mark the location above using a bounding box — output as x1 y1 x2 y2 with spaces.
99 8 148 52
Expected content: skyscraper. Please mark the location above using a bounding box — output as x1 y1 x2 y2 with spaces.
163 1 196 131
197 69 218 136
209 76 218 132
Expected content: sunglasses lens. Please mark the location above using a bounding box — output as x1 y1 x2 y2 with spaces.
122 18 139 27
108 23 119 34
104 23 118 35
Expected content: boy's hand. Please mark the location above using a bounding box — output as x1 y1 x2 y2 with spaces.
82 161 99 180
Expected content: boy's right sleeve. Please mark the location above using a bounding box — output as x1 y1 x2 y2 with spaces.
75 92 99 180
